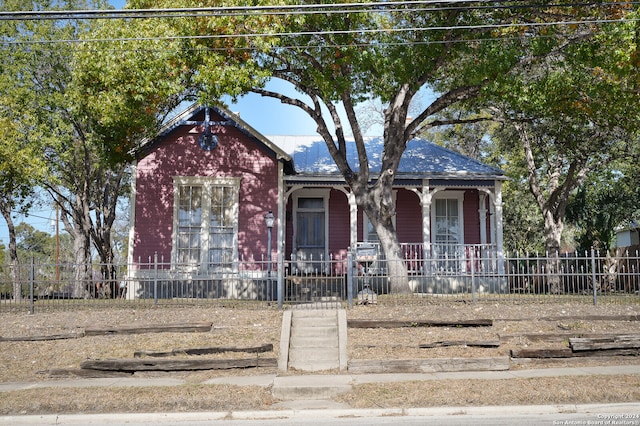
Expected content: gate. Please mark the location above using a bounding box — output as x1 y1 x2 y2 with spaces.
283 251 349 308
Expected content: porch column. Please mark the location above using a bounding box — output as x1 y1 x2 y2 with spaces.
277 162 285 308
494 181 505 273
411 180 436 259
421 181 432 255
348 191 357 248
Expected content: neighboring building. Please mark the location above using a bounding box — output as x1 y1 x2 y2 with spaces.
616 221 640 248
127 104 506 301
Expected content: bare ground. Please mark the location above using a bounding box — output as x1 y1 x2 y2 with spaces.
0 301 639 415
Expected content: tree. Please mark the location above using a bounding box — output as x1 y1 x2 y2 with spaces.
488 5 640 257
2 0 191 297
68 7 196 293
567 157 640 252
126 0 638 293
0 0 48 299
1 0 117 297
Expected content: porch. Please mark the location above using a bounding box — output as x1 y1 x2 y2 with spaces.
124 242 639 305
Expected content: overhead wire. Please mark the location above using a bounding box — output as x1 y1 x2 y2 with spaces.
1 1 637 51
1 0 639 20
5 15 635 46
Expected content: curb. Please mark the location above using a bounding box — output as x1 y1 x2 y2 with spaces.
3 403 640 425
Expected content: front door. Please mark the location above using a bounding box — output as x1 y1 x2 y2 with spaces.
294 194 328 273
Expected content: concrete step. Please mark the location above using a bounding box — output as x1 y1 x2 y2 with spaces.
288 347 339 363
290 316 338 328
272 375 351 400
272 375 352 400
291 309 338 318
290 325 337 338
287 360 341 372
289 335 338 348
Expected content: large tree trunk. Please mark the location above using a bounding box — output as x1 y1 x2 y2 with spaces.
543 212 564 294
91 167 127 298
58 193 94 299
374 216 411 294
71 228 92 299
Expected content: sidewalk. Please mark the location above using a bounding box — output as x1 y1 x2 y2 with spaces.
1 366 640 424
2 364 639 393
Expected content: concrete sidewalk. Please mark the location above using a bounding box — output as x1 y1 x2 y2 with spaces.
1 366 640 424
1 364 639 394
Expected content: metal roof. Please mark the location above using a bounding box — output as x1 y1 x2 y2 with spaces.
268 135 504 179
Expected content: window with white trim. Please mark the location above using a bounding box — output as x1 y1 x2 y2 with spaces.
173 177 239 270
431 191 465 271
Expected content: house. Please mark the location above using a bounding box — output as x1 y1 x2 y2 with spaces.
616 221 640 249
126 104 506 302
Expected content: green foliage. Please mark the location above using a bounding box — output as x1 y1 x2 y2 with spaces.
567 158 640 252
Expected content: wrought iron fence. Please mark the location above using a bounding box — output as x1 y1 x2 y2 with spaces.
0 245 638 312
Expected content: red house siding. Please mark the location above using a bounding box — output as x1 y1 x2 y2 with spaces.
281 187 485 260
133 111 279 267
463 190 481 245
396 189 422 243
328 189 350 258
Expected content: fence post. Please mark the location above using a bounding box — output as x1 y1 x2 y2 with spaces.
153 252 158 305
347 247 354 308
277 252 283 309
471 248 476 304
29 256 35 315
591 248 597 305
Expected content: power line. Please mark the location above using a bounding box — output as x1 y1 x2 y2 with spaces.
2 0 638 24
3 1 637 21
2 15 636 46
1 1 636 50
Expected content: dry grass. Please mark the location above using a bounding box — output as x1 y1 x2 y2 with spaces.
0 385 276 415
337 376 640 408
0 301 639 415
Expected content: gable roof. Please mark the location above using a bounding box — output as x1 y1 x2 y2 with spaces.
138 103 295 174
268 135 504 180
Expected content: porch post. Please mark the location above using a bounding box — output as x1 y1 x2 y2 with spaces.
348 191 357 248
494 181 505 274
277 162 285 308
421 180 432 262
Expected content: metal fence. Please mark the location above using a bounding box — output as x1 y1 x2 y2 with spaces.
1 245 638 312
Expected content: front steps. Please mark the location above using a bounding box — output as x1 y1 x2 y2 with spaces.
279 309 347 373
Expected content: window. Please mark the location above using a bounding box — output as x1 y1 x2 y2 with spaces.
173 177 239 270
434 198 460 247
431 192 464 271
